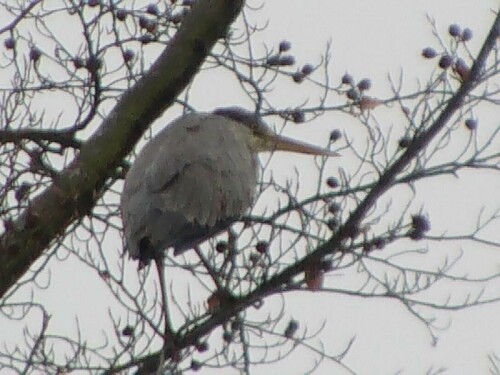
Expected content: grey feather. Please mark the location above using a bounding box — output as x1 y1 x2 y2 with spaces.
121 111 258 264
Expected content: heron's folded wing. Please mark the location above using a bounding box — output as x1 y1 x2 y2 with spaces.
146 156 255 228
138 113 257 226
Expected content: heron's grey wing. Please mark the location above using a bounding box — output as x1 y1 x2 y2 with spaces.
145 113 257 223
121 113 258 261
148 160 246 256
120 117 186 260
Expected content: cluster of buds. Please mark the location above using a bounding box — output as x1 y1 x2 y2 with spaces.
341 73 382 111
362 236 387 253
408 214 431 240
448 24 473 42
421 24 473 81
341 73 372 101
326 200 342 233
267 40 295 67
265 40 317 84
292 63 315 83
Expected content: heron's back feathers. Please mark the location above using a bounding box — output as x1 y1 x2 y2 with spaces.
121 112 258 264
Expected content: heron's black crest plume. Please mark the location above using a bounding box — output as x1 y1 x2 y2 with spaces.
213 107 265 132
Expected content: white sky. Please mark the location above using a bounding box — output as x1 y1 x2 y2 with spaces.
1 1 500 374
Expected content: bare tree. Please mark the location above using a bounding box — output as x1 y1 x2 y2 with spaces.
0 1 499 374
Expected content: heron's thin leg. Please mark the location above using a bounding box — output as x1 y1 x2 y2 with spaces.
153 256 176 359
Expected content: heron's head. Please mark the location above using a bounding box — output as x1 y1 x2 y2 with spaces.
213 107 339 157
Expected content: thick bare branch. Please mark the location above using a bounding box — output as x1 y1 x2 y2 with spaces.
0 0 245 298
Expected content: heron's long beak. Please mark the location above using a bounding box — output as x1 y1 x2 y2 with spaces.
269 134 340 157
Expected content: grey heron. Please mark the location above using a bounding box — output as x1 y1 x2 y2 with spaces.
120 107 339 267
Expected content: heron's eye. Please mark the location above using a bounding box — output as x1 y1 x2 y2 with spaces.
251 125 266 137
